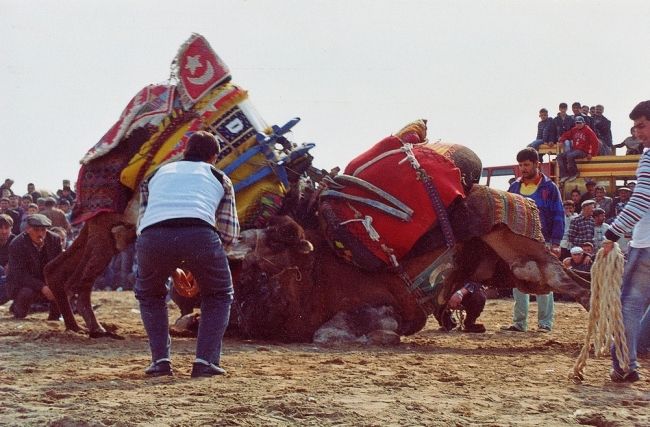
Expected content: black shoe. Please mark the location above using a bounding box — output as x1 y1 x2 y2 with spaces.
610 369 640 383
145 361 173 377
463 323 486 333
191 362 226 378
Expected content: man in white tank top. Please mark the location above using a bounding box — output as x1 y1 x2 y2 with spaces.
134 131 239 378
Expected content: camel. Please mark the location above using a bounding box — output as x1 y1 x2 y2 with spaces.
230 189 591 344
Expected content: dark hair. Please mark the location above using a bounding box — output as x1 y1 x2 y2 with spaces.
571 189 581 196
0 213 13 227
516 147 539 163
559 102 568 109
593 208 606 216
184 131 220 162
572 102 581 108
539 108 548 114
629 100 650 121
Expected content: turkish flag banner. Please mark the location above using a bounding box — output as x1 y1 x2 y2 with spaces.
174 33 231 109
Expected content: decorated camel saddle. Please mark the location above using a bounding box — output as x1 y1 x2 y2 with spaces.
73 33 314 229
318 120 467 271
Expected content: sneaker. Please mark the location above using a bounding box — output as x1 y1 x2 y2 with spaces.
144 360 173 377
500 325 525 332
610 369 640 383
191 362 226 378
537 326 551 333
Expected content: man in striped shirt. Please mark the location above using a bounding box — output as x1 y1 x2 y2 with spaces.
135 131 239 378
604 100 650 383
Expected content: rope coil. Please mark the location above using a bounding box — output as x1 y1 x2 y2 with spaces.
571 241 628 383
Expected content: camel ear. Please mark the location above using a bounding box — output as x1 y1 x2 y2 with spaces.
297 239 314 254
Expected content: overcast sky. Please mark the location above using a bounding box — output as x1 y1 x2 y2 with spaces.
1 0 649 194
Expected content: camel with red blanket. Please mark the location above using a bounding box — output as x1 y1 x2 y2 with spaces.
227 123 590 343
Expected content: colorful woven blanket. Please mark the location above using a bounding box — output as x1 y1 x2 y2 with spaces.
73 34 311 229
464 185 544 243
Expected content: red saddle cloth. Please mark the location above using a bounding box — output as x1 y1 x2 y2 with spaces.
320 130 465 270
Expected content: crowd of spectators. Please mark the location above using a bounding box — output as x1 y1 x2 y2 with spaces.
0 179 135 319
527 102 643 182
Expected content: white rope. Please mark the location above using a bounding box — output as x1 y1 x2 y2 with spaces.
570 240 629 383
340 215 381 241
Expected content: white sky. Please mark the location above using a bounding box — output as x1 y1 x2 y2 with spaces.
1 0 649 194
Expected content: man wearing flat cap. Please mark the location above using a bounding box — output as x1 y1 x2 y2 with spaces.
568 199 596 248
6 214 62 319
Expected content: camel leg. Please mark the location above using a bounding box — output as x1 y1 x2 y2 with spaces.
74 214 124 338
45 224 90 332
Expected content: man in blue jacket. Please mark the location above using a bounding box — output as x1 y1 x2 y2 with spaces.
502 147 564 333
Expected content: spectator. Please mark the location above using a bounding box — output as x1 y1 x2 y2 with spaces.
0 214 16 305
26 183 41 202
593 185 613 220
20 194 32 211
572 101 593 128
527 108 554 157
592 104 613 155
581 105 590 117
612 186 633 217
557 116 600 183
581 241 595 257
627 181 636 192
562 246 592 273
19 203 39 232
0 179 15 198
41 197 71 234
559 200 578 260
6 214 62 319
502 147 563 333
568 199 596 248
0 197 20 235
570 188 583 214
8 195 24 235
592 207 610 250
604 100 650 383
548 103 575 148
439 281 487 333
614 127 643 155
56 180 76 205
589 106 596 117
579 179 597 208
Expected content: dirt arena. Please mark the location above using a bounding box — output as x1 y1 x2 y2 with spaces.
0 292 648 426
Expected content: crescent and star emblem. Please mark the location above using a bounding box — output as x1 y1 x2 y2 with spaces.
185 54 215 85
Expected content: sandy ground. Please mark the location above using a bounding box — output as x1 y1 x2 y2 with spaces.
0 292 648 427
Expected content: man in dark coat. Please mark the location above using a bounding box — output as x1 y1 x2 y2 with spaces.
6 214 62 318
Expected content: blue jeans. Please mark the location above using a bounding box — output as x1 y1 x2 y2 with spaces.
512 288 554 331
135 225 233 366
611 246 650 372
638 307 650 355
528 139 544 150
557 149 587 178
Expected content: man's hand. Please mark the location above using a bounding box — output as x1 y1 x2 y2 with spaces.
41 285 55 301
448 290 464 309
